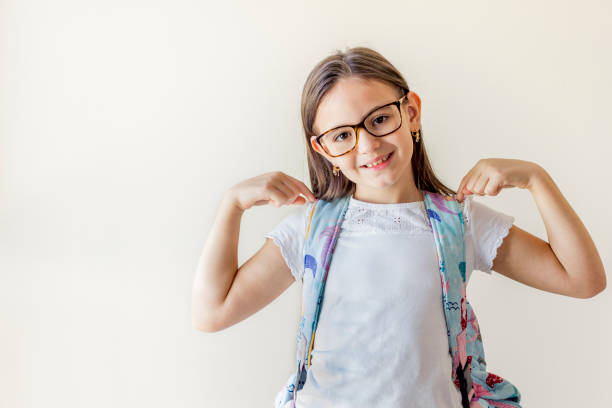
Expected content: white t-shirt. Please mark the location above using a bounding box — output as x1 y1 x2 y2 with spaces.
265 194 515 408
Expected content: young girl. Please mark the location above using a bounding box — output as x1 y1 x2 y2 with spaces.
191 47 606 407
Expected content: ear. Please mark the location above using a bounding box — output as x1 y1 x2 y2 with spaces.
409 91 422 111
405 91 422 127
310 135 324 155
310 136 336 166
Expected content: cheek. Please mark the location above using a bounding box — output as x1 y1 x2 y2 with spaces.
344 160 363 173
334 159 353 171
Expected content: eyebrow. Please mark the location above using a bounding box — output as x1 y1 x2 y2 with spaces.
317 99 395 136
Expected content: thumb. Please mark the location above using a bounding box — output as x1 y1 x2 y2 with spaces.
290 196 307 205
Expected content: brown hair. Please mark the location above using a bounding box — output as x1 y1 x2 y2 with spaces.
301 46 457 201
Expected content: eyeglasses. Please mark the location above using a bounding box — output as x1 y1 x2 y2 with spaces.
314 93 409 157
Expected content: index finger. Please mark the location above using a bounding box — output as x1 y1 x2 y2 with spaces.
457 166 476 200
285 176 316 202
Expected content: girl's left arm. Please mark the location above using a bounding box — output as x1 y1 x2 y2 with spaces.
456 158 607 299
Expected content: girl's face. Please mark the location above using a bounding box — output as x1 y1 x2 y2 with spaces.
310 76 423 203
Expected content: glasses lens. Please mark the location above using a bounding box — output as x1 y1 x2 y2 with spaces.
320 127 357 156
365 104 401 136
320 104 401 156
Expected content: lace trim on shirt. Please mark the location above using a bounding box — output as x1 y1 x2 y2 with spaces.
265 232 303 283
340 196 472 236
482 212 514 273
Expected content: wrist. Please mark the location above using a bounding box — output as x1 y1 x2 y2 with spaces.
527 163 549 193
223 189 245 214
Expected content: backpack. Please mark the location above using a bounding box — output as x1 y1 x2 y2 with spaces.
274 190 522 408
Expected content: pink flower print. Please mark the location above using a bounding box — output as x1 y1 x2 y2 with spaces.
485 372 505 388
461 298 467 330
318 224 341 273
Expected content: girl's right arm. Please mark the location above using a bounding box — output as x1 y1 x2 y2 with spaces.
191 172 315 332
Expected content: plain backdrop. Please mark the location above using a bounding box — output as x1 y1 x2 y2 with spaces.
1 0 610 407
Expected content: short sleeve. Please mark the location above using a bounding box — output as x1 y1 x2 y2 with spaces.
263 202 313 282
462 196 515 275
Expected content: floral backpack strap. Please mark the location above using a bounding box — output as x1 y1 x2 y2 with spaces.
423 191 522 408
274 195 351 408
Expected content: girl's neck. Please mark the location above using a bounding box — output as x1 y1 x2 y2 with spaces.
352 187 423 205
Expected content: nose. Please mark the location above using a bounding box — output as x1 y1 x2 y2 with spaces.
356 127 382 153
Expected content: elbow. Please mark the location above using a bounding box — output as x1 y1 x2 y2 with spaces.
191 304 222 333
193 320 220 333
591 276 607 298
582 285 606 299
192 289 226 332
576 272 607 299
591 269 607 298
192 310 222 332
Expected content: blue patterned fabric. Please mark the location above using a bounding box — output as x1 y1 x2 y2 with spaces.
274 190 522 408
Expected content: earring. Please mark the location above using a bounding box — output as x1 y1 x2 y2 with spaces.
332 165 340 176
411 128 422 142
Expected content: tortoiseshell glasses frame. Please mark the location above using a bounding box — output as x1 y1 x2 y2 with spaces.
313 92 409 158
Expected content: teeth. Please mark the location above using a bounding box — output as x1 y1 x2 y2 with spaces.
364 152 391 168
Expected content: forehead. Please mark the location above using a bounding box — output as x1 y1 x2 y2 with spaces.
314 77 399 135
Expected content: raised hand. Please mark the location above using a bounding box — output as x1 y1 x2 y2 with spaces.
228 171 316 211
456 158 541 202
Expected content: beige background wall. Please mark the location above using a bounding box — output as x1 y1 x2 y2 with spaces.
1 0 610 407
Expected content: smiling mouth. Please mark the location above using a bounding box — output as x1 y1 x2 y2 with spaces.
361 151 394 168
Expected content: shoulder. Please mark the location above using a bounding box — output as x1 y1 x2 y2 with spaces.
263 203 313 282
268 204 310 238
464 196 515 232
461 195 515 274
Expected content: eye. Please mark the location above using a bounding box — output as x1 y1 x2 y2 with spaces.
373 115 388 125
334 132 350 142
